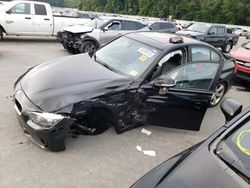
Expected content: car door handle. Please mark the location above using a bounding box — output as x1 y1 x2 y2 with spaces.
25 17 31 20
44 18 50 21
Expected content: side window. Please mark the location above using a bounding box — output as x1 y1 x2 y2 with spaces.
10 3 30 14
218 27 225 35
191 47 220 62
150 22 160 30
163 63 219 90
34 4 47 15
108 21 121 30
159 22 174 29
123 21 139 30
209 27 218 35
151 50 184 80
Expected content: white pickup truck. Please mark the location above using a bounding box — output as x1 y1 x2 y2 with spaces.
0 1 90 39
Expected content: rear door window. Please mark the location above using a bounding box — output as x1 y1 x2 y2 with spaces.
159 22 175 29
218 27 225 35
122 21 143 30
191 47 220 62
34 4 47 15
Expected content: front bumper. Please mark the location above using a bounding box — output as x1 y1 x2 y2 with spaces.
236 64 250 82
14 88 74 151
58 32 81 50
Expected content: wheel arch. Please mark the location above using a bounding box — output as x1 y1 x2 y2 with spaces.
82 36 100 49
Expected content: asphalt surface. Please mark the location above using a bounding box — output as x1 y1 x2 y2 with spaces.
0 36 250 188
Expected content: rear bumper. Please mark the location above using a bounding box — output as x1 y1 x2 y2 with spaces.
14 88 73 151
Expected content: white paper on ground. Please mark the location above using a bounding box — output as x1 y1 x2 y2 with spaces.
136 145 143 152
143 150 156 157
141 128 152 136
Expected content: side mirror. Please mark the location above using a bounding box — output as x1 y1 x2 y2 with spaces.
154 77 176 88
103 26 108 32
6 10 11 14
220 99 242 123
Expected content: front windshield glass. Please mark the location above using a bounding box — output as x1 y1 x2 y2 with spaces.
95 36 161 77
84 18 107 29
216 117 250 179
187 23 211 33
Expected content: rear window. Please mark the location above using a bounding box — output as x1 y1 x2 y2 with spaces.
34 4 47 15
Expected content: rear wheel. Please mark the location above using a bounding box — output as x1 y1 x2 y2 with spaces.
210 83 226 107
222 41 232 53
80 41 97 53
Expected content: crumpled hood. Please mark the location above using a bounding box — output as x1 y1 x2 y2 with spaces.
176 30 203 37
63 25 94 34
20 53 132 112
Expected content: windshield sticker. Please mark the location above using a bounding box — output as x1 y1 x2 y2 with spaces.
236 130 250 155
139 55 148 62
129 70 138 76
137 48 155 58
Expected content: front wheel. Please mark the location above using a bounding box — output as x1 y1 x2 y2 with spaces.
222 42 232 53
210 83 226 107
80 41 97 53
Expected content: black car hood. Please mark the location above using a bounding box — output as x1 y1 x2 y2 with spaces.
133 145 243 188
20 53 133 112
176 30 204 37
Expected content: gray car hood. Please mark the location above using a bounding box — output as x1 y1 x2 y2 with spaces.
20 54 133 112
63 25 94 34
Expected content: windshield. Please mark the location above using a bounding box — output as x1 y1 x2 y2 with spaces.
95 36 161 77
187 23 211 33
84 18 107 29
216 117 250 180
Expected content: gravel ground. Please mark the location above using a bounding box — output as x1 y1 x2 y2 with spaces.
0 36 249 188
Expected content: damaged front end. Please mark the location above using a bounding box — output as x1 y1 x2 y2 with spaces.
58 31 83 54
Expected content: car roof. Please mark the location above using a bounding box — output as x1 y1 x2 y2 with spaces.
99 16 146 24
126 31 208 50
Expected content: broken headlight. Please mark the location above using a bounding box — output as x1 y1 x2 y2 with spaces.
24 111 64 129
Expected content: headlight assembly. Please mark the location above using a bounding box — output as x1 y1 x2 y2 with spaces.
24 111 64 129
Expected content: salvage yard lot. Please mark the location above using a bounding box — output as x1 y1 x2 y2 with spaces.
0 36 250 188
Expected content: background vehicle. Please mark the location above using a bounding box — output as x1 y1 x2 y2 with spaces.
132 99 250 188
14 32 235 151
235 28 248 36
0 1 90 39
148 21 178 33
177 23 239 53
58 16 148 54
231 41 250 82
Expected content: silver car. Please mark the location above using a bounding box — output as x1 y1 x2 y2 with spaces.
58 16 149 54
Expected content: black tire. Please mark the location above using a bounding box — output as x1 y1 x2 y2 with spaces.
80 41 97 53
209 82 226 107
222 41 232 53
0 30 3 40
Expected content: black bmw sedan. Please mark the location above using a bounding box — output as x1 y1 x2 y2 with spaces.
14 32 236 151
131 99 250 188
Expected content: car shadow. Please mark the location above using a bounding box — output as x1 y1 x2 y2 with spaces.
233 79 250 92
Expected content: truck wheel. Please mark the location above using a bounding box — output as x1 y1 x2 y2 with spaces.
222 42 232 53
80 41 97 53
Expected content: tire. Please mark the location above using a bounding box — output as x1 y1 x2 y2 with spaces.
0 30 3 40
80 41 97 53
210 82 226 107
222 41 232 53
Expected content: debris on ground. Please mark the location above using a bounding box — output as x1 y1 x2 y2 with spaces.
141 128 152 136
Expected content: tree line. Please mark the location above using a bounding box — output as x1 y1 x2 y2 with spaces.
14 0 250 25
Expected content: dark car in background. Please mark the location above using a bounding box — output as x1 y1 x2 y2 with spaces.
14 32 236 151
132 99 250 188
231 41 250 82
177 23 239 53
148 21 178 33
58 16 148 54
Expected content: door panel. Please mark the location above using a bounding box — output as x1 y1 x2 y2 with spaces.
135 61 220 131
5 3 34 34
99 21 122 46
33 4 53 35
136 86 212 131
